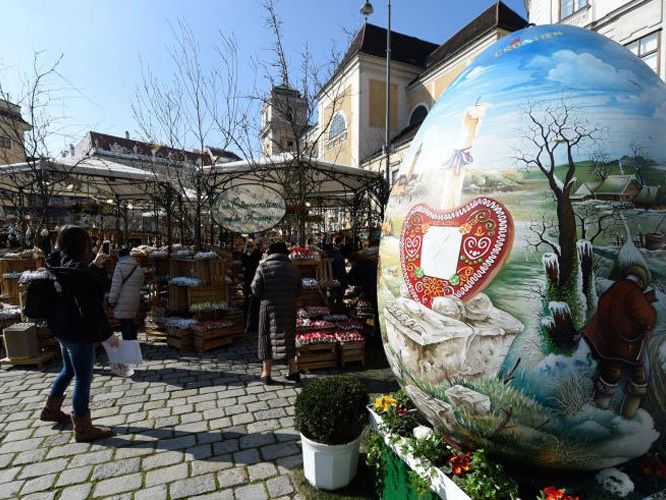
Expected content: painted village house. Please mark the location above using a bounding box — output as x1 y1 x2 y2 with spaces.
571 174 663 206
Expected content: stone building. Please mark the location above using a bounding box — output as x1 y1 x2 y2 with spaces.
0 99 30 165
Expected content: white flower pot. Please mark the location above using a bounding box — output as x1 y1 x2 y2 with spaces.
301 432 361 490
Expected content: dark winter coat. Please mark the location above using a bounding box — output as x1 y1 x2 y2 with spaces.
329 248 348 288
241 250 261 294
583 279 657 365
46 251 112 343
251 253 302 360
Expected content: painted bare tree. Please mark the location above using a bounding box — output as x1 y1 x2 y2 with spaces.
591 147 610 182
515 100 600 351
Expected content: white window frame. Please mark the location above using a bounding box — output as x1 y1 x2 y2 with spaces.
559 0 588 21
626 31 660 75
327 112 347 143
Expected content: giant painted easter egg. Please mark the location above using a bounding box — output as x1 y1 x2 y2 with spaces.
379 24 666 469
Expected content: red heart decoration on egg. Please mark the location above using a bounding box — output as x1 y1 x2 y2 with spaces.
399 197 514 307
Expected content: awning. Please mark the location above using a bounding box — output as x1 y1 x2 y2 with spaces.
206 153 384 207
0 155 164 204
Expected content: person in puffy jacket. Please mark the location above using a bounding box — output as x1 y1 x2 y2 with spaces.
252 242 302 384
40 225 116 442
108 247 145 341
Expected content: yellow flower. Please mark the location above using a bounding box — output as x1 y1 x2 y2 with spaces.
374 395 398 413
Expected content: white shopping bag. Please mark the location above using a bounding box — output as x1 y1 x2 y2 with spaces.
103 338 144 365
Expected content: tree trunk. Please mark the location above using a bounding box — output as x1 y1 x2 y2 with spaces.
556 192 577 289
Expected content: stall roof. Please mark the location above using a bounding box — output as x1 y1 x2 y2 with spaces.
207 153 384 206
0 155 163 202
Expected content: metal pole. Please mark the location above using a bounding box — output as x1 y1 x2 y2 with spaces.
384 0 392 198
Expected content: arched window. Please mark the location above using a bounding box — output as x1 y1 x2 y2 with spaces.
328 112 346 141
409 105 428 127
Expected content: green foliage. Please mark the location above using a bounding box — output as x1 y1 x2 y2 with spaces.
460 450 520 500
408 434 453 468
295 375 369 445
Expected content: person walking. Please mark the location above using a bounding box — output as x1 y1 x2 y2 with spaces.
241 239 262 332
108 246 145 341
251 242 302 384
40 225 116 442
329 235 348 313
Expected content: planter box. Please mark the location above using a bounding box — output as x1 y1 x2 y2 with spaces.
301 432 361 490
188 285 228 308
192 259 226 285
166 327 193 351
168 284 189 314
337 341 365 368
170 258 194 278
368 407 470 500
296 343 338 371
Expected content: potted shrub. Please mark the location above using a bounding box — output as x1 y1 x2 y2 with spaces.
295 375 369 490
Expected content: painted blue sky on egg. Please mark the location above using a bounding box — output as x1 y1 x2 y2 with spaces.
403 24 666 177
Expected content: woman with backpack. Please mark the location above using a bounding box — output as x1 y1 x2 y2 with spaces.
40 225 117 442
108 246 145 341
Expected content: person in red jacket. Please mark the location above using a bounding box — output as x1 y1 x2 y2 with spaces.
584 264 657 418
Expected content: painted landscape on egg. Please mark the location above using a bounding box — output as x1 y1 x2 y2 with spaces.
378 24 666 469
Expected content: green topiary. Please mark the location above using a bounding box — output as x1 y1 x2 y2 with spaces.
295 375 369 445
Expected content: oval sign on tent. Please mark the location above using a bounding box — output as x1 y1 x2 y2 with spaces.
212 184 286 233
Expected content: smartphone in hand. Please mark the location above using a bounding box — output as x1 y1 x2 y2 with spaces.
102 240 111 255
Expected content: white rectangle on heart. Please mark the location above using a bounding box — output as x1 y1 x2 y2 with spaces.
420 226 462 280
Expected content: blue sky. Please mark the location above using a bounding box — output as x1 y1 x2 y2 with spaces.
0 0 527 155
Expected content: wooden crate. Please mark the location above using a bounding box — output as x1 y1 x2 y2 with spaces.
188 285 228 308
297 288 325 308
1 276 20 304
170 258 194 278
144 321 167 342
1 350 57 368
294 260 322 280
193 324 244 352
296 343 338 371
192 259 226 285
0 258 39 274
168 284 189 314
338 341 366 368
166 328 194 351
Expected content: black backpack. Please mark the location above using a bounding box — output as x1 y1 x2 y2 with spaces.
23 273 58 320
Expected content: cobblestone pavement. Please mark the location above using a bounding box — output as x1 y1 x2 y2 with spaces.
0 335 323 500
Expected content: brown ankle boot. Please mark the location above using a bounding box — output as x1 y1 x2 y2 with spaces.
40 395 70 423
71 411 113 442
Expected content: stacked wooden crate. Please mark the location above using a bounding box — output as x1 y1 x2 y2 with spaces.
0 257 39 305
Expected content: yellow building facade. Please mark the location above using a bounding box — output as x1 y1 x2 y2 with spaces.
313 1 528 180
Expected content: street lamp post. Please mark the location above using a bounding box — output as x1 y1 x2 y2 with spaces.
360 0 392 204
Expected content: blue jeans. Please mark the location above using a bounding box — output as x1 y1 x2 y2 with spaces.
119 319 137 341
50 339 95 417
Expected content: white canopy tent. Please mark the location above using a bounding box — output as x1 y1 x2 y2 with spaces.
0 155 164 204
207 153 384 208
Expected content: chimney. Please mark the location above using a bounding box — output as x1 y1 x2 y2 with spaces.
125 131 130 139
69 143 75 156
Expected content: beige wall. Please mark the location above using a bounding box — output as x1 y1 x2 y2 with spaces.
0 117 27 165
368 80 399 130
322 85 353 165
